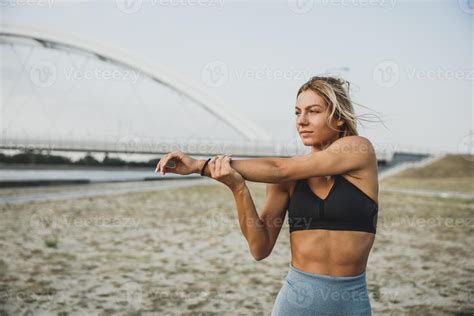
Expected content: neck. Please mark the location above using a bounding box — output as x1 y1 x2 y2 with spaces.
310 134 341 154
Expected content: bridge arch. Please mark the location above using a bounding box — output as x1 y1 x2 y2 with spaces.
0 23 272 141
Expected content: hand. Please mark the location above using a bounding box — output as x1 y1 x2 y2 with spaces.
208 154 246 192
155 150 198 176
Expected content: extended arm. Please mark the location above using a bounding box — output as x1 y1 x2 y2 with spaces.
195 136 376 183
196 157 286 184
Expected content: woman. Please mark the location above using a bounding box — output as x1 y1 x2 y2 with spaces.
155 76 379 315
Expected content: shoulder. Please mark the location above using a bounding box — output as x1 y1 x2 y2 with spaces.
278 135 377 181
331 135 374 150
329 136 376 160
332 136 378 179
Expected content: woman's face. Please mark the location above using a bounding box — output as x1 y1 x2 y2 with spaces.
295 89 344 149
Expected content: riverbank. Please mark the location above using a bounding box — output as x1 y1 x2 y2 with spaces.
0 154 472 315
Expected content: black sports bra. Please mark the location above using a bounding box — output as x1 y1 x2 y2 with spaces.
287 174 378 234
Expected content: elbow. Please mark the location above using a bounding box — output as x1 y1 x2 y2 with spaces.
250 245 270 261
252 252 269 261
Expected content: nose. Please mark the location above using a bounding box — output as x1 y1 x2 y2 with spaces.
296 112 308 125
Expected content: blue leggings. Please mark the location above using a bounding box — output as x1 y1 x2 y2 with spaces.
271 263 372 316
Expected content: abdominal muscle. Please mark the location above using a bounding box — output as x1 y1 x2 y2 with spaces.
284 172 378 277
290 229 375 277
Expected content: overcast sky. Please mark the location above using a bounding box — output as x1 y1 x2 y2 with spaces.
1 0 472 155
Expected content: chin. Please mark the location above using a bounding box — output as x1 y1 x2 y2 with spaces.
300 137 314 146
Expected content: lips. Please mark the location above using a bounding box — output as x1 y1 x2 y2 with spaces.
300 131 313 134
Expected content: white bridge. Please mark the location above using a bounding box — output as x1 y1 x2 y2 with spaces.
0 24 438 161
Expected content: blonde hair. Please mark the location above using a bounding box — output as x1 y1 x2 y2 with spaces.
297 76 385 138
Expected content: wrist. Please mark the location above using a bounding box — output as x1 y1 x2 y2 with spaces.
230 181 247 194
194 159 205 174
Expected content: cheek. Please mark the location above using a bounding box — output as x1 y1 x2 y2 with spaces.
309 115 328 128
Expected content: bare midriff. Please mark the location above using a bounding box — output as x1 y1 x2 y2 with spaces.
290 229 375 277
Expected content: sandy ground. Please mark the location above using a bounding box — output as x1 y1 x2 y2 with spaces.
0 154 473 315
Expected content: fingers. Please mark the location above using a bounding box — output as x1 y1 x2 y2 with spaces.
155 151 183 175
161 154 171 175
215 155 222 172
156 152 231 176
208 156 217 177
161 153 175 175
208 154 232 178
221 154 231 173
155 153 168 174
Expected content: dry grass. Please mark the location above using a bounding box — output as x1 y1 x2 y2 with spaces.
380 154 474 193
0 154 472 315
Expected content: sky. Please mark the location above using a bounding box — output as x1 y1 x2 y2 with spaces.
0 0 472 156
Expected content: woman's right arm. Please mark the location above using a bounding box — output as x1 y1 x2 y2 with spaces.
231 182 289 261
195 157 285 184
